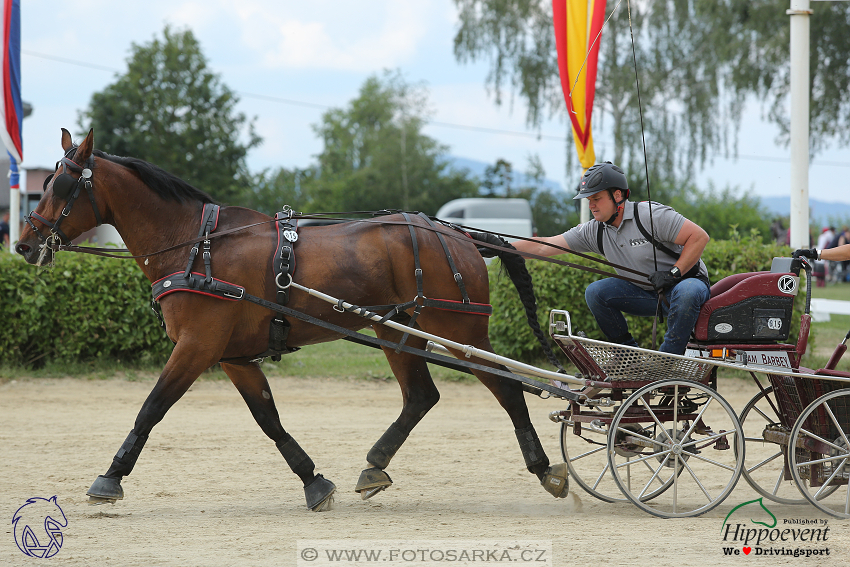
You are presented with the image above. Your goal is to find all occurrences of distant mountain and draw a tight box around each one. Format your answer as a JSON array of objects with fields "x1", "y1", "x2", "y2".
[
  {"x1": 445, "y1": 155, "x2": 565, "y2": 194},
  {"x1": 443, "y1": 156, "x2": 850, "y2": 226},
  {"x1": 759, "y1": 196, "x2": 850, "y2": 226}
]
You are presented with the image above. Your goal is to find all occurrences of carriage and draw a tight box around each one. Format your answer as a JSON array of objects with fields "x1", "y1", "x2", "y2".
[
  {"x1": 15, "y1": 128, "x2": 850, "y2": 519},
  {"x1": 546, "y1": 257, "x2": 850, "y2": 518}
]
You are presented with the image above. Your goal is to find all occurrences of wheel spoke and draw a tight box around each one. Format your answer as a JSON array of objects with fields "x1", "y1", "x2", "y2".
[
  {"x1": 796, "y1": 452, "x2": 850, "y2": 468},
  {"x1": 638, "y1": 453, "x2": 670, "y2": 499},
  {"x1": 571, "y1": 445, "x2": 606, "y2": 462},
  {"x1": 681, "y1": 429, "x2": 735, "y2": 449},
  {"x1": 814, "y1": 457, "x2": 848, "y2": 500},
  {"x1": 614, "y1": 448, "x2": 672, "y2": 469},
  {"x1": 615, "y1": 425, "x2": 665, "y2": 448},
  {"x1": 682, "y1": 396, "x2": 713, "y2": 440},
  {"x1": 591, "y1": 461, "x2": 611, "y2": 490},
  {"x1": 797, "y1": 427, "x2": 848, "y2": 454},
  {"x1": 637, "y1": 396, "x2": 675, "y2": 443},
  {"x1": 640, "y1": 456, "x2": 673, "y2": 488},
  {"x1": 751, "y1": 405, "x2": 775, "y2": 423},
  {"x1": 747, "y1": 451, "x2": 783, "y2": 473},
  {"x1": 771, "y1": 464, "x2": 785, "y2": 496},
  {"x1": 686, "y1": 451, "x2": 736, "y2": 472},
  {"x1": 845, "y1": 478, "x2": 850, "y2": 516},
  {"x1": 824, "y1": 404, "x2": 850, "y2": 449},
  {"x1": 680, "y1": 454, "x2": 714, "y2": 502}
]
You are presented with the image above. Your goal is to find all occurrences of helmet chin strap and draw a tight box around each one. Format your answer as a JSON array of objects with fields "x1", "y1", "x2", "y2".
[{"x1": 604, "y1": 200, "x2": 625, "y2": 226}]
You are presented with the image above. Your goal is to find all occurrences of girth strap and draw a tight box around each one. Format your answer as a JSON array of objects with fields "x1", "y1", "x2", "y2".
[{"x1": 183, "y1": 203, "x2": 220, "y2": 282}]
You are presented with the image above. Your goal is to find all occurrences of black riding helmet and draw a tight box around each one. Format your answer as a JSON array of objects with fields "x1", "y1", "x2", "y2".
[{"x1": 574, "y1": 162, "x2": 630, "y2": 224}]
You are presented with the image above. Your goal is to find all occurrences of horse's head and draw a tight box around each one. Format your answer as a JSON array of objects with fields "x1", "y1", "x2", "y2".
[{"x1": 16, "y1": 128, "x2": 103, "y2": 266}]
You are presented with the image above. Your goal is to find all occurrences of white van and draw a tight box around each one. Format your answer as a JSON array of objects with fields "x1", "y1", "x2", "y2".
[{"x1": 435, "y1": 198, "x2": 535, "y2": 241}]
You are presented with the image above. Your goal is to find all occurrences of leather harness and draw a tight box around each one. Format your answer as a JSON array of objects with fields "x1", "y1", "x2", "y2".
[{"x1": 151, "y1": 206, "x2": 492, "y2": 363}]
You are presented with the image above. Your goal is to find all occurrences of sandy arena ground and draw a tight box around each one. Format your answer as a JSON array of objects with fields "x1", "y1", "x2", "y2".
[{"x1": 1, "y1": 373, "x2": 847, "y2": 566}]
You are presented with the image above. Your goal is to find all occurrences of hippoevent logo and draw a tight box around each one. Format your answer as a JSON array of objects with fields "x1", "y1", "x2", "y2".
[
  {"x1": 12, "y1": 496, "x2": 68, "y2": 558},
  {"x1": 720, "y1": 498, "x2": 830, "y2": 558}
]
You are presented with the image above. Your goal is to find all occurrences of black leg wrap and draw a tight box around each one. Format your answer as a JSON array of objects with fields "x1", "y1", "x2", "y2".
[
  {"x1": 103, "y1": 431, "x2": 149, "y2": 479},
  {"x1": 366, "y1": 422, "x2": 409, "y2": 470},
  {"x1": 515, "y1": 426, "x2": 548, "y2": 473},
  {"x1": 276, "y1": 438, "x2": 316, "y2": 479}
]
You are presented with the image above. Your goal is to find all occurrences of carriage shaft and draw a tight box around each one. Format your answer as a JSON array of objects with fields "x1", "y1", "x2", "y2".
[{"x1": 288, "y1": 281, "x2": 586, "y2": 386}]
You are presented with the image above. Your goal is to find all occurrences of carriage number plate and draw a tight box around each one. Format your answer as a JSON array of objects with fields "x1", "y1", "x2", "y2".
[{"x1": 740, "y1": 350, "x2": 792, "y2": 369}]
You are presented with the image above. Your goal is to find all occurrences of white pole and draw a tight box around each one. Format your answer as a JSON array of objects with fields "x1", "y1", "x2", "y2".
[{"x1": 788, "y1": 0, "x2": 811, "y2": 249}]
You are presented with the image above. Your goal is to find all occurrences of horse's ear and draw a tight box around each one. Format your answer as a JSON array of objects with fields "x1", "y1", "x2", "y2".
[
  {"x1": 75, "y1": 128, "x2": 94, "y2": 163},
  {"x1": 61, "y1": 128, "x2": 73, "y2": 152}
]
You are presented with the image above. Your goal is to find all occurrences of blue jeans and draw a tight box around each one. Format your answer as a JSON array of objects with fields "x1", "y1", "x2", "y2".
[{"x1": 584, "y1": 277, "x2": 711, "y2": 355}]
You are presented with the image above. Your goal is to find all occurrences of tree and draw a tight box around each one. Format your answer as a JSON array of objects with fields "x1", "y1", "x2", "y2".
[
  {"x1": 78, "y1": 26, "x2": 261, "y2": 204},
  {"x1": 453, "y1": 1, "x2": 850, "y2": 180},
  {"x1": 308, "y1": 71, "x2": 479, "y2": 214},
  {"x1": 243, "y1": 167, "x2": 318, "y2": 217}
]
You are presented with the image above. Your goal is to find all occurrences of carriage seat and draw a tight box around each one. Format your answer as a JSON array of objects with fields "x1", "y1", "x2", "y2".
[{"x1": 692, "y1": 258, "x2": 803, "y2": 343}]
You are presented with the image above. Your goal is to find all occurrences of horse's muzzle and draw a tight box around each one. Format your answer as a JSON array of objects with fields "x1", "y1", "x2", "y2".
[{"x1": 15, "y1": 241, "x2": 47, "y2": 265}]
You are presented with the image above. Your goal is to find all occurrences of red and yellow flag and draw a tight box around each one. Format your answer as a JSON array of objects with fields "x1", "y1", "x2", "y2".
[{"x1": 552, "y1": 0, "x2": 606, "y2": 170}]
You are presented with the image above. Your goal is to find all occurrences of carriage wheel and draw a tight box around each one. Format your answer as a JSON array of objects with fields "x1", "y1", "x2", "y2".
[
  {"x1": 737, "y1": 388, "x2": 806, "y2": 505},
  {"x1": 560, "y1": 416, "x2": 676, "y2": 503},
  {"x1": 608, "y1": 379, "x2": 744, "y2": 518},
  {"x1": 788, "y1": 388, "x2": 850, "y2": 519}
]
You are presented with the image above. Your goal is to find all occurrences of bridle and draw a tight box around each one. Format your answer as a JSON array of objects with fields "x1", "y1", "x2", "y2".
[{"x1": 25, "y1": 145, "x2": 104, "y2": 246}]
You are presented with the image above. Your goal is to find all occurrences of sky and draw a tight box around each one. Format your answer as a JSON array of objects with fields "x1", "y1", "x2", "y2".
[{"x1": 13, "y1": 0, "x2": 850, "y2": 208}]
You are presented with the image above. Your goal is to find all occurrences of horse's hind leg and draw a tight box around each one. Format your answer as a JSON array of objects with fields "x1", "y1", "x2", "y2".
[
  {"x1": 435, "y1": 325, "x2": 569, "y2": 499},
  {"x1": 220, "y1": 361, "x2": 336, "y2": 511},
  {"x1": 355, "y1": 329, "x2": 440, "y2": 499}
]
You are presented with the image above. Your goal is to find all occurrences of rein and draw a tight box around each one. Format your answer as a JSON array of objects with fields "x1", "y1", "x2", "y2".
[{"x1": 47, "y1": 210, "x2": 651, "y2": 286}]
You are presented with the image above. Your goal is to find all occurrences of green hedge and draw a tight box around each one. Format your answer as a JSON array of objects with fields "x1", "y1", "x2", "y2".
[
  {"x1": 0, "y1": 251, "x2": 171, "y2": 366},
  {"x1": 0, "y1": 229, "x2": 802, "y2": 368},
  {"x1": 488, "y1": 230, "x2": 800, "y2": 363}
]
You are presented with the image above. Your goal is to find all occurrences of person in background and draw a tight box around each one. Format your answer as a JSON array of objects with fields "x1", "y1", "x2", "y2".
[
  {"x1": 0, "y1": 210, "x2": 11, "y2": 250},
  {"x1": 818, "y1": 226, "x2": 835, "y2": 251},
  {"x1": 812, "y1": 227, "x2": 834, "y2": 287},
  {"x1": 511, "y1": 162, "x2": 711, "y2": 355}
]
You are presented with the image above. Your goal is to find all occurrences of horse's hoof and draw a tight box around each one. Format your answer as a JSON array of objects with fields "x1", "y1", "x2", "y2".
[
  {"x1": 87, "y1": 496, "x2": 118, "y2": 506},
  {"x1": 354, "y1": 467, "x2": 392, "y2": 499},
  {"x1": 87, "y1": 475, "x2": 124, "y2": 505},
  {"x1": 305, "y1": 474, "x2": 336, "y2": 512},
  {"x1": 541, "y1": 463, "x2": 569, "y2": 498}
]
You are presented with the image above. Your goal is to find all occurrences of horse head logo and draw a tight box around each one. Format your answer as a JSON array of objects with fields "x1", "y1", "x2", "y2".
[
  {"x1": 721, "y1": 497, "x2": 777, "y2": 533},
  {"x1": 12, "y1": 496, "x2": 68, "y2": 558}
]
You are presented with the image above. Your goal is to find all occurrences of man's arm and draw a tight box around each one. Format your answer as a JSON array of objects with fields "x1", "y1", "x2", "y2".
[
  {"x1": 511, "y1": 235, "x2": 571, "y2": 258},
  {"x1": 796, "y1": 243, "x2": 850, "y2": 262},
  {"x1": 672, "y1": 220, "x2": 710, "y2": 273}
]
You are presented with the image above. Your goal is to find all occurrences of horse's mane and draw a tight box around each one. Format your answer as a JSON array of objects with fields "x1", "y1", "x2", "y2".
[{"x1": 92, "y1": 149, "x2": 216, "y2": 205}]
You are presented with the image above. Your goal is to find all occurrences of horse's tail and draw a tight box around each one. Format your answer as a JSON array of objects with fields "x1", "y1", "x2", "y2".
[{"x1": 469, "y1": 232, "x2": 566, "y2": 374}]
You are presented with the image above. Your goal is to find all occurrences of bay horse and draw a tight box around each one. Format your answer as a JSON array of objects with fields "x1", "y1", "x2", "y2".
[{"x1": 16, "y1": 128, "x2": 569, "y2": 511}]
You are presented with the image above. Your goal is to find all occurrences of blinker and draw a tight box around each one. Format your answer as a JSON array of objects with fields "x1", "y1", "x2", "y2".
[{"x1": 52, "y1": 173, "x2": 77, "y2": 200}]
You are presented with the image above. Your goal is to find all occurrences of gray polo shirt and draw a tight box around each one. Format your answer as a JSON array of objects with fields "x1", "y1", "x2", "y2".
[{"x1": 561, "y1": 200, "x2": 709, "y2": 290}]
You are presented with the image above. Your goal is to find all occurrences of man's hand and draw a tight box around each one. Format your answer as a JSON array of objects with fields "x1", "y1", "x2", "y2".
[
  {"x1": 792, "y1": 248, "x2": 818, "y2": 260},
  {"x1": 649, "y1": 269, "x2": 679, "y2": 292}
]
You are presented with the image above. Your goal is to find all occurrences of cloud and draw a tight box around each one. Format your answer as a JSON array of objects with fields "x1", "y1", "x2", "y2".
[{"x1": 230, "y1": 1, "x2": 435, "y2": 71}]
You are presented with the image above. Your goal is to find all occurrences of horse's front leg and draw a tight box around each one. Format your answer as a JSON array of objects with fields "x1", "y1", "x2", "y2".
[
  {"x1": 85, "y1": 338, "x2": 221, "y2": 505},
  {"x1": 220, "y1": 361, "x2": 336, "y2": 512}
]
